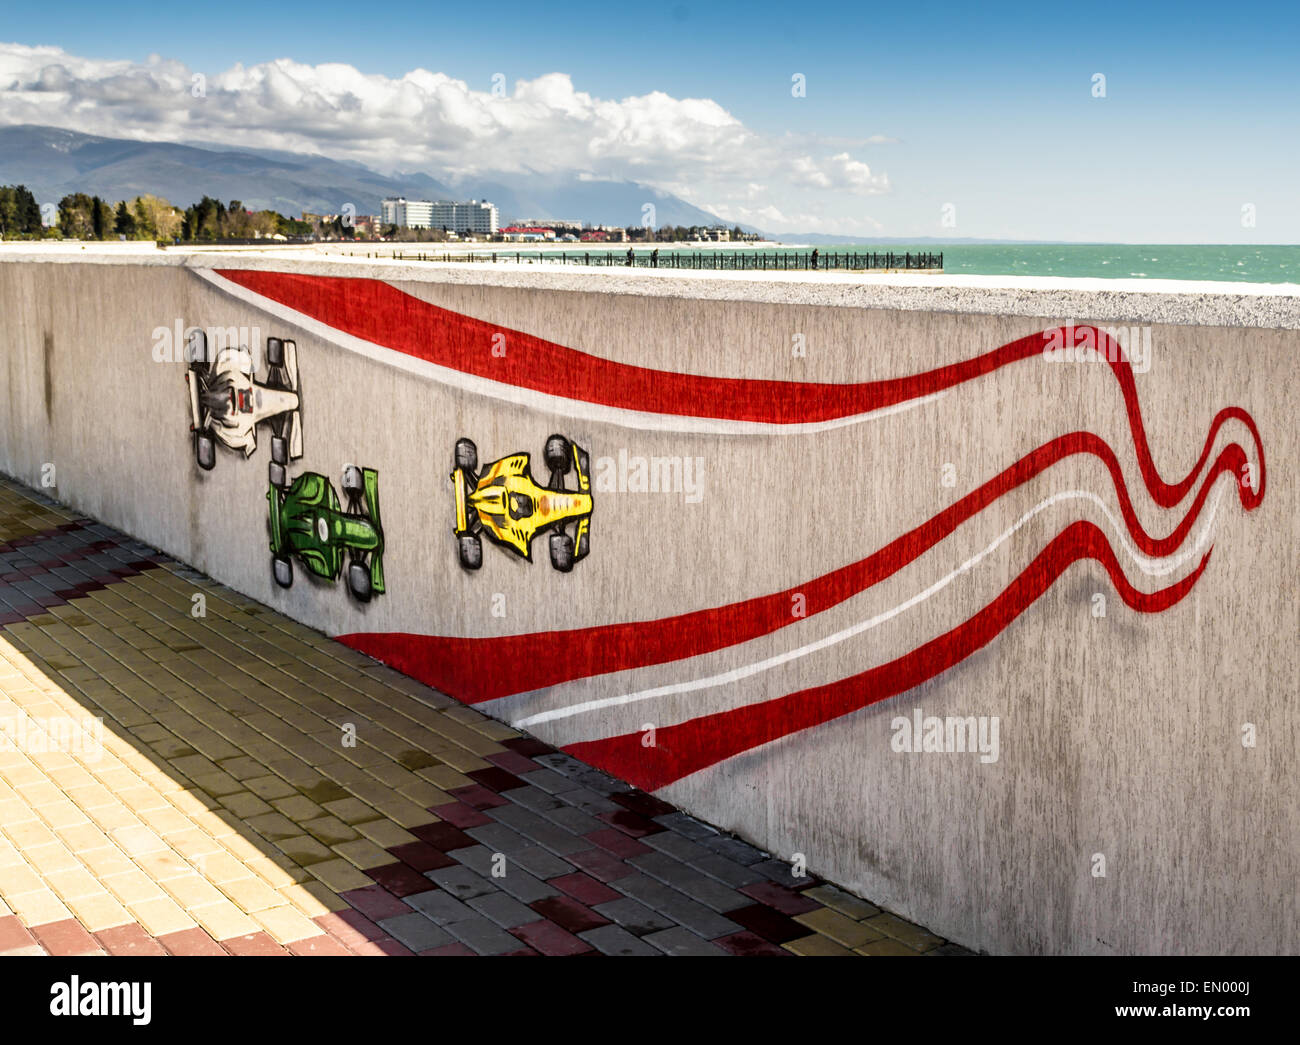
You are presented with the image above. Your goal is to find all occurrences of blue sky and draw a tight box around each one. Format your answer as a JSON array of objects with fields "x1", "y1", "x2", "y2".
[{"x1": 2, "y1": 0, "x2": 1297, "y2": 240}]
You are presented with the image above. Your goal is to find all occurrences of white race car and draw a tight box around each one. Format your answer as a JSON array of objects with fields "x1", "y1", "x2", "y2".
[{"x1": 186, "y1": 332, "x2": 303, "y2": 471}]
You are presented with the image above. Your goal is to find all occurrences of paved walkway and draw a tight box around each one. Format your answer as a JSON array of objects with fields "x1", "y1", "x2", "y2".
[{"x1": 0, "y1": 475, "x2": 963, "y2": 957}]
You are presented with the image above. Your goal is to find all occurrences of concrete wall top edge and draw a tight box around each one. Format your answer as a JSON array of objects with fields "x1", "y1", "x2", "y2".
[{"x1": 3, "y1": 247, "x2": 1300, "y2": 329}]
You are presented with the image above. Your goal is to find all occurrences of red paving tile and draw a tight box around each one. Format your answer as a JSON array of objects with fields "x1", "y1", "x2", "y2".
[
  {"x1": 740, "y1": 881, "x2": 822, "y2": 915},
  {"x1": 389, "y1": 841, "x2": 458, "y2": 873},
  {"x1": 363, "y1": 863, "x2": 438, "y2": 899},
  {"x1": 340, "y1": 883, "x2": 417, "y2": 920},
  {"x1": 30, "y1": 918, "x2": 102, "y2": 956},
  {"x1": 567, "y1": 847, "x2": 636, "y2": 883},
  {"x1": 529, "y1": 895, "x2": 610, "y2": 934},
  {"x1": 353, "y1": 935, "x2": 416, "y2": 956},
  {"x1": 510, "y1": 919, "x2": 593, "y2": 956},
  {"x1": 549, "y1": 871, "x2": 623, "y2": 906},
  {"x1": 502, "y1": 737, "x2": 556, "y2": 757},
  {"x1": 486, "y1": 750, "x2": 540, "y2": 776},
  {"x1": 223, "y1": 932, "x2": 289, "y2": 956},
  {"x1": 288, "y1": 935, "x2": 352, "y2": 956},
  {"x1": 503, "y1": 947, "x2": 540, "y2": 956},
  {"x1": 314, "y1": 909, "x2": 386, "y2": 945},
  {"x1": 597, "y1": 809, "x2": 664, "y2": 838},
  {"x1": 714, "y1": 930, "x2": 792, "y2": 956},
  {"x1": 158, "y1": 928, "x2": 229, "y2": 956},
  {"x1": 410, "y1": 822, "x2": 476, "y2": 851},
  {"x1": 445, "y1": 784, "x2": 510, "y2": 810},
  {"x1": 585, "y1": 827, "x2": 653, "y2": 859},
  {"x1": 0, "y1": 915, "x2": 40, "y2": 954},
  {"x1": 428, "y1": 802, "x2": 494, "y2": 828},
  {"x1": 464, "y1": 769, "x2": 528, "y2": 795},
  {"x1": 727, "y1": 903, "x2": 810, "y2": 943},
  {"x1": 95, "y1": 923, "x2": 169, "y2": 956},
  {"x1": 610, "y1": 790, "x2": 677, "y2": 818}
]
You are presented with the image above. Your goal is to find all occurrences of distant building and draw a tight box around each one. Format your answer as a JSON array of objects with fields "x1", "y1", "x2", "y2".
[
  {"x1": 500, "y1": 226, "x2": 556, "y2": 241},
  {"x1": 383, "y1": 198, "x2": 499, "y2": 234}
]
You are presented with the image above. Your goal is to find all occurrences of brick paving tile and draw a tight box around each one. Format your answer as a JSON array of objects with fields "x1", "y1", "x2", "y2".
[
  {"x1": 549, "y1": 871, "x2": 622, "y2": 906},
  {"x1": 30, "y1": 918, "x2": 103, "y2": 956},
  {"x1": 529, "y1": 895, "x2": 610, "y2": 934},
  {"x1": 510, "y1": 919, "x2": 593, "y2": 956},
  {"x1": 714, "y1": 930, "x2": 792, "y2": 956},
  {"x1": 223, "y1": 931, "x2": 289, "y2": 956},
  {"x1": 0, "y1": 476, "x2": 952, "y2": 963},
  {"x1": 96, "y1": 922, "x2": 169, "y2": 956},
  {"x1": 157, "y1": 928, "x2": 228, "y2": 956}
]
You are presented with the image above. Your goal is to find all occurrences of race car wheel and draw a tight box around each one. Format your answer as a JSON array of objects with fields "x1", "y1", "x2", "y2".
[
  {"x1": 549, "y1": 532, "x2": 575, "y2": 573},
  {"x1": 196, "y1": 434, "x2": 216, "y2": 471},
  {"x1": 458, "y1": 533, "x2": 482, "y2": 571},
  {"x1": 454, "y1": 438, "x2": 478, "y2": 474},
  {"x1": 544, "y1": 435, "x2": 571, "y2": 475},
  {"x1": 270, "y1": 436, "x2": 288, "y2": 465},
  {"x1": 347, "y1": 561, "x2": 373, "y2": 602},
  {"x1": 266, "y1": 336, "x2": 285, "y2": 368},
  {"x1": 269, "y1": 461, "x2": 287, "y2": 488},
  {"x1": 272, "y1": 556, "x2": 293, "y2": 588},
  {"x1": 342, "y1": 465, "x2": 364, "y2": 496}
]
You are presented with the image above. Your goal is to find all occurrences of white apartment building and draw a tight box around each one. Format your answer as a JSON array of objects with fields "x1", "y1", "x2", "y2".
[{"x1": 381, "y1": 198, "x2": 499, "y2": 233}]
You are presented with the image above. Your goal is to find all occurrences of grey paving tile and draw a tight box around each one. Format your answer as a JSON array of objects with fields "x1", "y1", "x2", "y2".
[
  {"x1": 553, "y1": 786, "x2": 621, "y2": 815},
  {"x1": 579, "y1": 924, "x2": 660, "y2": 956},
  {"x1": 504, "y1": 785, "x2": 563, "y2": 813},
  {"x1": 643, "y1": 831, "x2": 712, "y2": 863},
  {"x1": 427, "y1": 864, "x2": 499, "y2": 900},
  {"x1": 510, "y1": 844, "x2": 575, "y2": 879},
  {"x1": 494, "y1": 866, "x2": 560, "y2": 904},
  {"x1": 538, "y1": 804, "x2": 604, "y2": 836},
  {"x1": 517, "y1": 767, "x2": 573, "y2": 794},
  {"x1": 652, "y1": 811, "x2": 719, "y2": 841},
  {"x1": 467, "y1": 891, "x2": 539, "y2": 929},
  {"x1": 643, "y1": 927, "x2": 729, "y2": 956},
  {"x1": 407, "y1": 888, "x2": 475, "y2": 925},
  {"x1": 613, "y1": 874, "x2": 741, "y2": 939},
  {"x1": 489, "y1": 804, "x2": 591, "y2": 855},
  {"x1": 751, "y1": 857, "x2": 814, "y2": 888},
  {"x1": 532, "y1": 752, "x2": 589, "y2": 778},
  {"x1": 376, "y1": 912, "x2": 453, "y2": 951},
  {"x1": 699, "y1": 835, "x2": 768, "y2": 865},
  {"x1": 628, "y1": 850, "x2": 748, "y2": 912},
  {"x1": 465, "y1": 821, "x2": 531, "y2": 855},
  {"x1": 444, "y1": 915, "x2": 521, "y2": 955},
  {"x1": 689, "y1": 852, "x2": 765, "y2": 888},
  {"x1": 592, "y1": 897, "x2": 675, "y2": 936}
]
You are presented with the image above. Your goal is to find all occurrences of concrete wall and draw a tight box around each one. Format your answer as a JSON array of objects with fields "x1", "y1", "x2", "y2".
[{"x1": 1, "y1": 249, "x2": 1295, "y2": 954}]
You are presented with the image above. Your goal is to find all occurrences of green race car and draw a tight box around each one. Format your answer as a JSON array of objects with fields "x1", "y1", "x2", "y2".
[{"x1": 267, "y1": 443, "x2": 385, "y2": 602}]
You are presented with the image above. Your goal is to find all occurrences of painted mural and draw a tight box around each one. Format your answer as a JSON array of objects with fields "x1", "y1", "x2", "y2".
[
  {"x1": 452, "y1": 435, "x2": 593, "y2": 571},
  {"x1": 185, "y1": 332, "x2": 303, "y2": 471},
  {"x1": 268, "y1": 460, "x2": 385, "y2": 602},
  {"x1": 195, "y1": 269, "x2": 1266, "y2": 795}
]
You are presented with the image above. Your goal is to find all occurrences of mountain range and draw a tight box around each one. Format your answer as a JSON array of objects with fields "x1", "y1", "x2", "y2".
[{"x1": 0, "y1": 124, "x2": 733, "y2": 230}]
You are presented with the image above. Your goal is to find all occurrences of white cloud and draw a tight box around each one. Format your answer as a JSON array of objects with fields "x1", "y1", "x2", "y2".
[{"x1": 0, "y1": 41, "x2": 896, "y2": 232}]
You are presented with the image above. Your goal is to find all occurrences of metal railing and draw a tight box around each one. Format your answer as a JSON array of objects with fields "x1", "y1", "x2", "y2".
[{"x1": 383, "y1": 249, "x2": 944, "y2": 272}]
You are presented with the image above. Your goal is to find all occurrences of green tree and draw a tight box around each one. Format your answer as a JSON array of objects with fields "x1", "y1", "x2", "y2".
[
  {"x1": 113, "y1": 200, "x2": 136, "y2": 238},
  {"x1": 58, "y1": 193, "x2": 94, "y2": 239},
  {"x1": 91, "y1": 196, "x2": 111, "y2": 239}
]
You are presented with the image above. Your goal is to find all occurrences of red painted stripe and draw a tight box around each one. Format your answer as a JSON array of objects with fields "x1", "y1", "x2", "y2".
[
  {"x1": 217, "y1": 268, "x2": 1047, "y2": 424},
  {"x1": 563, "y1": 521, "x2": 1211, "y2": 790},
  {"x1": 339, "y1": 419, "x2": 1261, "y2": 703}
]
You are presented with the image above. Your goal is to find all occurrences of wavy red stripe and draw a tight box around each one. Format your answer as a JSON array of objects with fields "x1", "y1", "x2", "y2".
[{"x1": 563, "y1": 522, "x2": 1211, "y2": 790}]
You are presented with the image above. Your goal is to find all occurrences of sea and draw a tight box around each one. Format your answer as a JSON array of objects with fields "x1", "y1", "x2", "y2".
[{"x1": 769, "y1": 243, "x2": 1300, "y2": 284}]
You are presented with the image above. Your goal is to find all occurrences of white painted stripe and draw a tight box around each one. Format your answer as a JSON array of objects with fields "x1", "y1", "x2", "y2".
[
  {"x1": 513, "y1": 482, "x2": 1228, "y2": 728},
  {"x1": 193, "y1": 267, "x2": 944, "y2": 435}
]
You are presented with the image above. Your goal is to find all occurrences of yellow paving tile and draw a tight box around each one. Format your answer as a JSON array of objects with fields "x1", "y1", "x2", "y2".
[
  {"x1": 65, "y1": 892, "x2": 133, "y2": 933},
  {"x1": 350, "y1": 819, "x2": 418, "y2": 849},
  {"x1": 127, "y1": 896, "x2": 195, "y2": 937},
  {"x1": 8, "y1": 888, "x2": 74, "y2": 927},
  {"x1": 188, "y1": 901, "x2": 258, "y2": 942},
  {"x1": 102, "y1": 869, "x2": 168, "y2": 906},
  {"x1": 783, "y1": 933, "x2": 859, "y2": 956},
  {"x1": 307, "y1": 857, "x2": 372, "y2": 893},
  {"x1": 331, "y1": 838, "x2": 391, "y2": 870},
  {"x1": 794, "y1": 907, "x2": 885, "y2": 949},
  {"x1": 855, "y1": 937, "x2": 924, "y2": 956},
  {"x1": 252, "y1": 904, "x2": 320, "y2": 945},
  {"x1": 215, "y1": 875, "x2": 284, "y2": 913}
]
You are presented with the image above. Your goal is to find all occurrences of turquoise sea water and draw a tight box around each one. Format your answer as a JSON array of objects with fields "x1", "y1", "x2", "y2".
[{"x1": 787, "y1": 243, "x2": 1300, "y2": 283}]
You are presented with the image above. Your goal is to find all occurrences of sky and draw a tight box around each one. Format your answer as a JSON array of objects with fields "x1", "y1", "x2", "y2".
[{"x1": 0, "y1": 0, "x2": 1296, "y2": 241}]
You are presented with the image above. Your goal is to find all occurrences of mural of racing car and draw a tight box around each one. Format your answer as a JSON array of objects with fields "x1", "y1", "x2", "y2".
[
  {"x1": 452, "y1": 434, "x2": 593, "y2": 572},
  {"x1": 186, "y1": 331, "x2": 303, "y2": 470},
  {"x1": 267, "y1": 442, "x2": 385, "y2": 602}
]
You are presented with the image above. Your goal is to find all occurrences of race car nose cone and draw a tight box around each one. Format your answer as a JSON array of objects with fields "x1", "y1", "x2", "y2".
[{"x1": 316, "y1": 517, "x2": 329, "y2": 543}]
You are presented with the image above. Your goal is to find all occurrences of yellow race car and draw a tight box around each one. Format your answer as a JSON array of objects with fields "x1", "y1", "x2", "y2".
[{"x1": 452, "y1": 434, "x2": 592, "y2": 572}]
